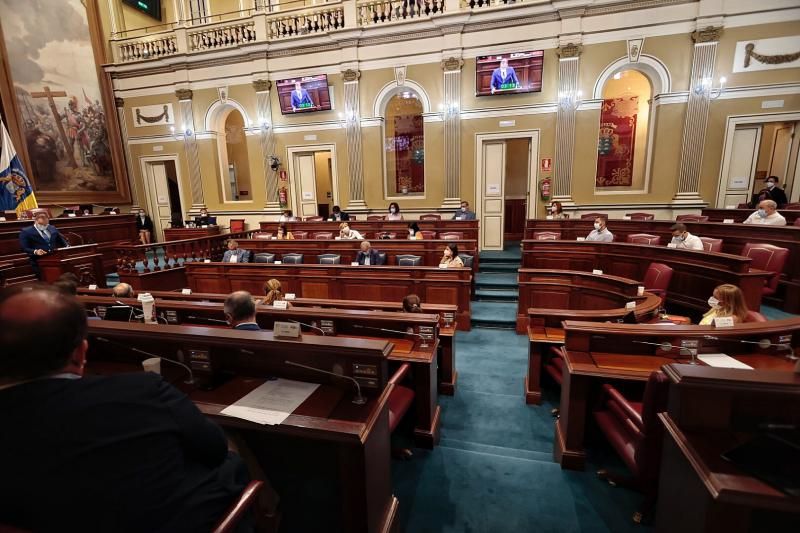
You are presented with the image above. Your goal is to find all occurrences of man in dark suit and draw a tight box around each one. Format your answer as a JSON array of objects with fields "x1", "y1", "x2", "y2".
[
  {"x1": 490, "y1": 58, "x2": 520, "y2": 94},
  {"x1": 136, "y1": 208, "x2": 155, "y2": 244},
  {"x1": 328, "y1": 205, "x2": 350, "y2": 221},
  {"x1": 750, "y1": 176, "x2": 789, "y2": 209},
  {"x1": 225, "y1": 290, "x2": 261, "y2": 330},
  {"x1": 19, "y1": 211, "x2": 69, "y2": 279},
  {"x1": 356, "y1": 240, "x2": 382, "y2": 266},
  {"x1": 0, "y1": 285, "x2": 251, "y2": 532},
  {"x1": 195, "y1": 208, "x2": 214, "y2": 226}
]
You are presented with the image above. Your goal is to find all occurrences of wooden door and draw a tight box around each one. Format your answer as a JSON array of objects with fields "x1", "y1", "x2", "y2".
[
  {"x1": 293, "y1": 152, "x2": 318, "y2": 218},
  {"x1": 481, "y1": 141, "x2": 505, "y2": 250},
  {"x1": 717, "y1": 126, "x2": 761, "y2": 208}
]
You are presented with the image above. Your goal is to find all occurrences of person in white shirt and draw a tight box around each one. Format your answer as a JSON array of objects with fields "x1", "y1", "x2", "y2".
[
  {"x1": 222, "y1": 240, "x2": 249, "y2": 263},
  {"x1": 743, "y1": 200, "x2": 787, "y2": 226},
  {"x1": 586, "y1": 217, "x2": 614, "y2": 242},
  {"x1": 386, "y1": 202, "x2": 403, "y2": 221},
  {"x1": 339, "y1": 222, "x2": 363, "y2": 240},
  {"x1": 278, "y1": 210, "x2": 296, "y2": 222},
  {"x1": 669, "y1": 223, "x2": 703, "y2": 251}
]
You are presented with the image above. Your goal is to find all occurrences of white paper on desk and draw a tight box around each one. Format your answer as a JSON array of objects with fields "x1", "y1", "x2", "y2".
[
  {"x1": 221, "y1": 378, "x2": 320, "y2": 425},
  {"x1": 697, "y1": 353, "x2": 753, "y2": 370}
]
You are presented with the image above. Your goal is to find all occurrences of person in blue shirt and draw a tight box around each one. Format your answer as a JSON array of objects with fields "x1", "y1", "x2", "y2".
[
  {"x1": 290, "y1": 82, "x2": 314, "y2": 112},
  {"x1": 490, "y1": 58, "x2": 520, "y2": 94}
]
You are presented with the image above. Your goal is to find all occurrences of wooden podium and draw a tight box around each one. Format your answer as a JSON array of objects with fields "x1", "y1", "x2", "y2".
[{"x1": 38, "y1": 244, "x2": 106, "y2": 287}]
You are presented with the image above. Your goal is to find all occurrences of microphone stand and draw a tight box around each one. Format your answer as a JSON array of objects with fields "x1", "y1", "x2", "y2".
[
  {"x1": 284, "y1": 360, "x2": 366, "y2": 405},
  {"x1": 95, "y1": 336, "x2": 194, "y2": 384},
  {"x1": 187, "y1": 315, "x2": 229, "y2": 325},
  {"x1": 352, "y1": 323, "x2": 431, "y2": 348},
  {"x1": 288, "y1": 319, "x2": 326, "y2": 336},
  {"x1": 703, "y1": 335, "x2": 796, "y2": 360},
  {"x1": 633, "y1": 340, "x2": 698, "y2": 365}
]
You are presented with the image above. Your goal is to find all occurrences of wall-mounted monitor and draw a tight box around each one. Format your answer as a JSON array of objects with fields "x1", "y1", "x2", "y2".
[
  {"x1": 276, "y1": 75, "x2": 333, "y2": 115},
  {"x1": 122, "y1": 0, "x2": 162, "y2": 21},
  {"x1": 475, "y1": 51, "x2": 544, "y2": 97}
]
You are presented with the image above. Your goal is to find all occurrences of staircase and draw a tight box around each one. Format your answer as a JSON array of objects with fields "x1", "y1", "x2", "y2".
[{"x1": 471, "y1": 241, "x2": 521, "y2": 329}]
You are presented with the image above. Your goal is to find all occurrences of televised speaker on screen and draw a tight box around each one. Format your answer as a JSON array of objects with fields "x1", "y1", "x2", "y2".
[
  {"x1": 277, "y1": 74, "x2": 332, "y2": 115},
  {"x1": 475, "y1": 51, "x2": 544, "y2": 97}
]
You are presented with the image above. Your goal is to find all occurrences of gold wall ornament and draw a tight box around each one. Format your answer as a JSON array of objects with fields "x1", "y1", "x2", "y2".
[
  {"x1": 175, "y1": 88, "x2": 193, "y2": 101},
  {"x1": 692, "y1": 26, "x2": 722, "y2": 43},
  {"x1": 135, "y1": 105, "x2": 170, "y2": 125},
  {"x1": 342, "y1": 69, "x2": 361, "y2": 82},
  {"x1": 557, "y1": 43, "x2": 582, "y2": 58},
  {"x1": 744, "y1": 43, "x2": 800, "y2": 67},
  {"x1": 442, "y1": 57, "x2": 464, "y2": 72},
  {"x1": 252, "y1": 79, "x2": 272, "y2": 92}
]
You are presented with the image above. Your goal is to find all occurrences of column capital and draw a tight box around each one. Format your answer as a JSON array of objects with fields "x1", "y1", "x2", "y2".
[
  {"x1": 692, "y1": 26, "x2": 723, "y2": 43},
  {"x1": 252, "y1": 79, "x2": 271, "y2": 92},
  {"x1": 441, "y1": 57, "x2": 464, "y2": 72},
  {"x1": 114, "y1": 97, "x2": 124, "y2": 108},
  {"x1": 342, "y1": 69, "x2": 361, "y2": 83},
  {"x1": 175, "y1": 88, "x2": 193, "y2": 101},
  {"x1": 557, "y1": 43, "x2": 582, "y2": 59}
]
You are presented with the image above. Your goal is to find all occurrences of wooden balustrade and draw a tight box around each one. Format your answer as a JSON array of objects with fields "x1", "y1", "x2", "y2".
[
  {"x1": 116, "y1": 34, "x2": 178, "y2": 62},
  {"x1": 188, "y1": 21, "x2": 257, "y2": 51},
  {"x1": 268, "y1": 6, "x2": 346, "y2": 39},
  {"x1": 358, "y1": 0, "x2": 444, "y2": 25}
]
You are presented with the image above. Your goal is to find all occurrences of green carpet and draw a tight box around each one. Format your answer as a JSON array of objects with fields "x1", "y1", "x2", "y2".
[{"x1": 392, "y1": 328, "x2": 649, "y2": 533}]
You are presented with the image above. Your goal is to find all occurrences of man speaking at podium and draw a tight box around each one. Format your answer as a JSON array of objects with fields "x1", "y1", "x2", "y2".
[
  {"x1": 19, "y1": 211, "x2": 68, "y2": 279},
  {"x1": 490, "y1": 58, "x2": 520, "y2": 94}
]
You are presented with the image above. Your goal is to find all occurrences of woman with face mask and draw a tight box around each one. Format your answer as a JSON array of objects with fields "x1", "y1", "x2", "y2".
[
  {"x1": 699, "y1": 284, "x2": 749, "y2": 325},
  {"x1": 548, "y1": 201, "x2": 567, "y2": 220},
  {"x1": 339, "y1": 222, "x2": 363, "y2": 240},
  {"x1": 387, "y1": 202, "x2": 403, "y2": 221},
  {"x1": 135, "y1": 209, "x2": 154, "y2": 244},
  {"x1": 407, "y1": 222, "x2": 423, "y2": 240},
  {"x1": 439, "y1": 243, "x2": 464, "y2": 268}
]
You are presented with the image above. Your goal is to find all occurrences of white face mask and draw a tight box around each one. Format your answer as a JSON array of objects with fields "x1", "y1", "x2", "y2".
[
  {"x1": 593, "y1": 222, "x2": 601, "y2": 230},
  {"x1": 758, "y1": 209, "x2": 768, "y2": 218},
  {"x1": 409, "y1": 229, "x2": 415, "y2": 235},
  {"x1": 461, "y1": 207, "x2": 467, "y2": 212},
  {"x1": 390, "y1": 208, "x2": 396, "y2": 214},
  {"x1": 708, "y1": 296, "x2": 719, "y2": 308},
  {"x1": 766, "y1": 181, "x2": 776, "y2": 189},
  {"x1": 551, "y1": 206, "x2": 558, "y2": 214},
  {"x1": 34, "y1": 222, "x2": 48, "y2": 231}
]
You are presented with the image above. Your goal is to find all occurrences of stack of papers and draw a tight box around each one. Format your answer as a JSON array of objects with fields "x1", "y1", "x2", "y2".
[
  {"x1": 697, "y1": 353, "x2": 753, "y2": 370},
  {"x1": 221, "y1": 378, "x2": 319, "y2": 425}
]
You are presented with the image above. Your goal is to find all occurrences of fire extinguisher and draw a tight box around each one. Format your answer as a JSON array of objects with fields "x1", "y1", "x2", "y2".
[{"x1": 539, "y1": 177, "x2": 552, "y2": 202}]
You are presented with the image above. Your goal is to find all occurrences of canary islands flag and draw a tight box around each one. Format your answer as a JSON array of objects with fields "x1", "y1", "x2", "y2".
[{"x1": 0, "y1": 119, "x2": 37, "y2": 214}]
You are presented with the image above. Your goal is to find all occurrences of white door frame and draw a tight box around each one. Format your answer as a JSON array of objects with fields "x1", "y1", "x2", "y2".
[
  {"x1": 286, "y1": 143, "x2": 339, "y2": 216},
  {"x1": 138, "y1": 154, "x2": 188, "y2": 241},
  {"x1": 716, "y1": 111, "x2": 800, "y2": 208},
  {"x1": 475, "y1": 130, "x2": 540, "y2": 250}
]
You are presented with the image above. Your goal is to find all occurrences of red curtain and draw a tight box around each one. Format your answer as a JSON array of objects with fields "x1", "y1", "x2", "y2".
[{"x1": 595, "y1": 96, "x2": 638, "y2": 187}]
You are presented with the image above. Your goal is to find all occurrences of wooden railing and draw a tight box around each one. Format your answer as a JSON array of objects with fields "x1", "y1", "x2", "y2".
[
  {"x1": 268, "y1": 4, "x2": 346, "y2": 39},
  {"x1": 358, "y1": 0, "x2": 445, "y2": 26},
  {"x1": 116, "y1": 32, "x2": 179, "y2": 62},
  {"x1": 188, "y1": 20, "x2": 257, "y2": 51},
  {"x1": 113, "y1": 231, "x2": 257, "y2": 274}
]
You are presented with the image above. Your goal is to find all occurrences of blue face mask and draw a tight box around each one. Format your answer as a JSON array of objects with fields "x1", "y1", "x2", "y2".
[{"x1": 758, "y1": 209, "x2": 767, "y2": 218}]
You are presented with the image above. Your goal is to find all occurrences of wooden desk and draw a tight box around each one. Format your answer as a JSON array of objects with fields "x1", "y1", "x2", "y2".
[
  {"x1": 183, "y1": 261, "x2": 473, "y2": 330},
  {"x1": 80, "y1": 295, "x2": 442, "y2": 448},
  {"x1": 86, "y1": 321, "x2": 399, "y2": 533},
  {"x1": 524, "y1": 219, "x2": 800, "y2": 312},
  {"x1": 259, "y1": 220, "x2": 479, "y2": 243},
  {"x1": 163, "y1": 226, "x2": 222, "y2": 241},
  {"x1": 521, "y1": 240, "x2": 771, "y2": 313},
  {"x1": 552, "y1": 319, "x2": 800, "y2": 471},
  {"x1": 38, "y1": 244, "x2": 106, "y2": 287},
  {"x1": 702, "y1": 207, "x2": 800, "y2": 225},
  {"x1": 656, "y1": 364, "x2": 800, "y2": 533}
]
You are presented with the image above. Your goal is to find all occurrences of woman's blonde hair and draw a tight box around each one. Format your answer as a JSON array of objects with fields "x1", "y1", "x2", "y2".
[
  {"x1": 715, "y1": 284, "x2": 749, "y2": 323},
  {"x1": 339, "y1": 222, "x2": 350, "y2": 231},
  {"x1": 263, "y1": 278, "x2": 284, "y2": 305}
]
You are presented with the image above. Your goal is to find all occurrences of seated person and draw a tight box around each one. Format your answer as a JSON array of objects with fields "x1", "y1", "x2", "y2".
[
  {"x1": 699, "y1": 284, "x2": 749, "y2": 325},
  {"x1": 328, "y1": 205, "x2": 349, "y2": 221},
  {"x1": 0, "y1": 285, "x2": 252, "y2": 532},
  {"x1": 276, "y1": 223, "x2": 294, "y2": 240},
  {"x1": 750, "y1": 176, "x2": 788, "y2": 209},
  {"x1": 548, "y1": 201, "x2": 567, "y2": 220},
  {"x1": 408, "y1": 222, "x2": 423, "y2": 240},
  {"x1": 222, "y1": 240, "x2": 249, "y2": 263},
  {"x1": 439, "y1": 243, "x2": 464, "y2": 268},
  {"x1": 356, "y1": 241, "x2": 381, "y2": 265},
  {"x1": 224, "y1": 290, "x2": 260, "y2": 330},
  {"x1": 402, "y1": 294, "x2": 422, "y2": 313},
  {"x1": 743, "y1": 200, "x2": 787, "y2": 226},
  {"x1": 586, "y1": 217, "x2": 614, "y2": 242},
  {"x1": 195, "y1": 208, "x2": 213, "y2": 226},
  {"x1": 339, "y1": 222, "x2": 363, "y2": 240},
  {"x1": 387, "y1": 202, "x2": 403, "y2": 221},
  {"x1": 136, "y1": 209, "x2": 154, "y2": 244},
  {"x1": 112, "y1": 282, "x2": 135, "y2": 299},
  {"x1": 452, "y1": 200, "x2": 476, "y2": 221},
  {"x1": 278, "y1": 210, "x2": 296, "y2": 222},
  {"x1": 669, "y1": 223, "x2": 703, "y2": 250},
  {"x1": 262, "y1": 279, "x2": 289, "y2": 306},
  {"x1": 53, "y1": 279, "x2": 78, "y2": 295}
]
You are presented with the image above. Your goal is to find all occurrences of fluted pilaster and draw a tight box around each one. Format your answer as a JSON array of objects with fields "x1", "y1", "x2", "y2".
[
  {"x1": 343, "y1": 69, "x2": 366, "y2": 208},
  {"x1": 253, "y1": 80, "x2": 279, "y2": 211},
  {"x1": 552, "y1": 44, "x2": 581, "y2": 201},
  {"x1": 442, "y1": 57, "x2": 463, "y2": 208},
  {"x1": 175, "y1": 89, "x2": 205, "y2": 211}
]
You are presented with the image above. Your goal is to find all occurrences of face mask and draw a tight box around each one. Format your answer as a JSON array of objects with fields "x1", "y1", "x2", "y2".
[
  {"x1": 674, "y1": 234, "x2": 685, "y2": 242},
  {"x1": 758, "y1": 209, "x2": 767, "y2": 218},
  {"x1": 34, "y1": 222, "x2": 47, "y2": 231},
  {"x1": 461, "y1": 207, "x2": 467, "y2": 212},
  {"x1": 551, "y1": 206, "x2": 558, "y2": 214},
  {"x1": 409, "y1": 229, "x2": 415, "y2": 235},
  {"x1": 708, "y1": 296, "x2": 719, "y2": 308},
  {"x1": 390, "y1": 208, "x2": 396, "y2": 214},
  {"x1": 766, "y1": 182, "x2": 775, "y2": 189},
  {"x1": 593, "y1": 222, "x2": 601, "y2": 230}
]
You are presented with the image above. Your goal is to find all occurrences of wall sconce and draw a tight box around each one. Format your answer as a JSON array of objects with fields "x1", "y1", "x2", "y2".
[
  {"x1": 338, "y1": 110, "x2": 357, "y2": 129},
  {"x1": 257, "y1": 116, "x2": 271, "y2": 132},
  {"x1": 169, "y1": 125, "x2": 194, "y2": 140},
  {"x1": 438, "y1": 101, "x2": 460, "y2": 118},
  {"x1": 693, "y1": 76, "x2": 726, "y2": 100},
  {"x1": 558, "y1": 90, "x2": 582, "y2": 111}
]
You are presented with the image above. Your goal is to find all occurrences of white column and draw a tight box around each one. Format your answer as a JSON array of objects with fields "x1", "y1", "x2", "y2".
[
  {"x1": 342, "y1": 69, "x2": 366, "y2": 209},
  {"x1": 442, "y1": 57, "x2": 463, "y2": 208},
  {"x1": 552, "y1": 43, "x2": 581, "y2": 203},
  {"x1": 114, "y1": 97, "x2": 139, "y2": 210},
  {"x1": 105, "y1": 0, "x2": 124, "y2": 37},
  {"x1": 253, "y1": 80, "x2": 280, "y2": 211},
  {"x1": 175, "y1": 89, "x2": 205, "y2": 212}
]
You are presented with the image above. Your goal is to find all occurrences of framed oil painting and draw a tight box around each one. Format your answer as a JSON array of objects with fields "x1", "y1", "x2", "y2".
[{"x1": 0, "y1": 0, "x2": 130, "y2": 204}]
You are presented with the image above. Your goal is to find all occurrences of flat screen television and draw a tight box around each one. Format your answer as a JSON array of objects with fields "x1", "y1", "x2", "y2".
[
  {"x1": 122, "y1": 0, "x2": 162, "y2": 21},
  {"x1": 276, "y1": 75, "x2": 332, "y2": 115},
  {"x1": 475, "y1": 51, "x2": 544, "y2": 97}
]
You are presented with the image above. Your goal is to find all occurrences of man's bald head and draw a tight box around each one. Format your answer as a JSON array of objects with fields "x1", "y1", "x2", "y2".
[
  {"x1": 224, "y1": 290, "x2": 256, "y2": 325},
  {"x1": 112, "y1": 283, "x2": 134, "y2": 299},
  {"x1": 0, "y1": 285, "x2": 88, "y2": 381}
]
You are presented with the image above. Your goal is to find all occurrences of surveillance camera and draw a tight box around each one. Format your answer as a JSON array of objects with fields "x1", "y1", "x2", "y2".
[{"x1": 269, "y1": 156, "x2": 281, "y2": 171}]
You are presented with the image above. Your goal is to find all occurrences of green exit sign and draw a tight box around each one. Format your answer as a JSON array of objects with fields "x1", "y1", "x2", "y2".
[{"x1": 122, "y1": 0, "x2": 162, "y2": 21}]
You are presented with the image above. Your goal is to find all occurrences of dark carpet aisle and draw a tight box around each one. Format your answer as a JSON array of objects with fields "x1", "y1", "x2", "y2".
[{"x1": 392, "y1": 242, "x2": 648, "y2": 533}]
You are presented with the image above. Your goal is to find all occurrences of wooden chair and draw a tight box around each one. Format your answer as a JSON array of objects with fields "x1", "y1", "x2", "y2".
[
  {"x1": 533, "y1": 231, "x2": 561, "y2": 240},
  {"x1": 674, "y1": 214, "x2": 708, "y2": 222},
  {"x1": 626, "y1": 233, "x2": 661, "y2": 245},
  {"x1": 212, "y1": 480, "x2": 264, "y2": 533},
  {"x1": 419, "y1": 231, "x2": 437, "y2": 240},
  {"x1": 229, "y1": 219, "x2": 246, "y2": 233},
  {"x1": 741, "y1": 243, "x2": 789, "y2": 296},
  {"x1": 419, "y1": 214, "x2": 441, "y2": 221},
  {"x1": 312, "y1": 232, "x2": 334, "y2": 239},
  {"x1": 785, "y1": 202, "x2": 800, "y2": 210},
  {"x1": 304, "y1": 216, "x2": 324, "y2": 222},
  {"x1": 626, "y1": 213, "x2": 655, "y2": 221},
  {"x1": 291, "y1": 231, "x2": 308, "y2": 239},
  {"x1": 699, "y1": 237, "x2": 723, "y2": 252},
  {"x1": 367, "y1": 215, "x2": 386, "y2": 221},
  {"x1": 643, "y1": 262, "x2": 673, "y2": 304},
  {"x1": 439, "y1": 232, "x2": 464, "y2": 240},
  {"x1": 580, "y1": 212, "x2": 608, "y2": 220}
]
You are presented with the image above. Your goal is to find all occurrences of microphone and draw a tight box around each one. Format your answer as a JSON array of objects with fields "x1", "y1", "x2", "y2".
[
  {"x1": 187, "y1": 315, "x2": 229, "y2": 325},
  {"x1": 703, "y1": 335, "x2": 796, "y2": 359},
  {"x1": 284, "y1": 360, "x2": 366, "y2": 405},
  {"x1": 352, "y1": 324, "x2": 431, "y2": 347},
  {"x1": 287, "y1": 319, "x2": 326, "y2": 336},
  {"x1": 632, "y1": 340, "x2": 698, "y2": 364},
  {"x1": 95, "y1": 336, "x2": 194, "y2": 384}
]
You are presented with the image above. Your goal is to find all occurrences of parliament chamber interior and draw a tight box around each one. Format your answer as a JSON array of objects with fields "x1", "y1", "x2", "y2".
[{"x1": 1, "y1": 0, "x2": 800, "y2": 531}]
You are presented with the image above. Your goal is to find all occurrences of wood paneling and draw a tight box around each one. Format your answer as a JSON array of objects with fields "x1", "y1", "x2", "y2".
[{"x1": 504, "y1": 199, "x2": 526, "y2": 240}]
